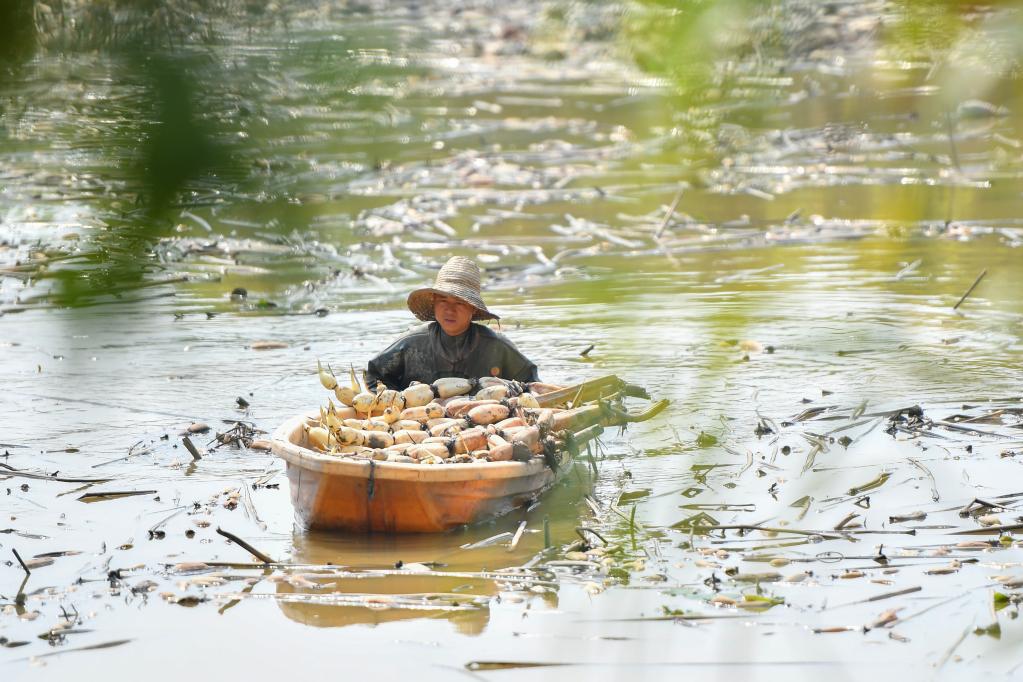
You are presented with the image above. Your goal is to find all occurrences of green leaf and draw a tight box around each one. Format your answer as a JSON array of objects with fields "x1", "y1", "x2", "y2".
[
  {"x1": 743, "y1": 593, "x2": 784, "y2": 605},
  {"x1": 973, "y1": 623, "x2": 1001, "y2": 639},
  {"x1": 695, "y1": 432, "x2": 718, "y2": 447}
]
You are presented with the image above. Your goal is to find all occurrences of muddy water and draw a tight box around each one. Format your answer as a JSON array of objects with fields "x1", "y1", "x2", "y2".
[{"x1": 3, "y1": 1, "x2": 1023, "y2": 680}]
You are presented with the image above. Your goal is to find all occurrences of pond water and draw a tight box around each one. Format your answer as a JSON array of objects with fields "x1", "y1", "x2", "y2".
[{"x1": 2, "y1": 1, "x2": 1023, "y2": 680}]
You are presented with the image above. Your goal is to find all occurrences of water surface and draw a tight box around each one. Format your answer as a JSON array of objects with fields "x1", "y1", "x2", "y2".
[{"x1": 2, "y1": 1, "x2": 1023, "y2": 680}]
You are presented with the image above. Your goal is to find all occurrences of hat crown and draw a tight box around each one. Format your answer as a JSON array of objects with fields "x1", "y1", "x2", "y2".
[
  {"x1": 406, "y1": 256, "x2": 499, "y2": 323},
  {"x1": 434, "y1": 256, "x2": 481, "y2": 290}
]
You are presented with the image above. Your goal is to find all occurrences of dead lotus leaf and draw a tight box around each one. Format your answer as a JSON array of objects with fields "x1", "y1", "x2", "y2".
[
  {"x1": 285, "y1": 574, "x2": 322, "y2": 589},
  {"x1": 925, "y1": 561, "x2": 961, "y2": 576},
  {"x1": 186, "y1": 573, "x2": 226, "y2": 587},
  {"x1": 868, "y1": 608, "x2": 901, "y2": 629},
  {"x1": 732, "y1": 571, "x2": 781, "y2": 583},
  {"x1": 250, "y1": 341, "x2": 288, "y2": 351},
  {"x1": 956, "y1": 541, "x2": 993, "y2": 550},
  {"x1": 23, "y1": 557, "x2": 55, "y2": 570}
]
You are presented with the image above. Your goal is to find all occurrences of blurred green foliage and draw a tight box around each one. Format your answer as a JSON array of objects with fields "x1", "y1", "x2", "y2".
[
  {"x1": 0, "y1": 0, "x2": 37, "y2": 79},
  {"x1": 51, "y1": 50, "x2": 234, "y2": 305},
  {"x1": 2, "y1": 0, "x2": 1021, "y2": 308},
  {"x1": 5, "y1": 0, "x2": 256, "y2": 305}
]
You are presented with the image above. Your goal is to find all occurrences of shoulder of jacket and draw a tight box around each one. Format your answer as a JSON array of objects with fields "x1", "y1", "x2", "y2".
[
  {"x1": 401, "y1": 322, "x2": 434, "y2": 339},
  {"x1": 475, "y1": 324, "x2": 517, "y2": 347},
  {"x1": 380, "y1": 322, "x2": 433, "y2": 350}
]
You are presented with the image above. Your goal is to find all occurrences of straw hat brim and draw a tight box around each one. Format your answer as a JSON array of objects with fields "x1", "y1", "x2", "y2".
[{"x1": 407, "y1": 287, "x2": 499, "y2": 322}]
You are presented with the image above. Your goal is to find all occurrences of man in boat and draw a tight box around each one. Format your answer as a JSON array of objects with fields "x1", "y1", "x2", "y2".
[{"x1": 365, "y1": 256, "x2": 540, "y2": 390}]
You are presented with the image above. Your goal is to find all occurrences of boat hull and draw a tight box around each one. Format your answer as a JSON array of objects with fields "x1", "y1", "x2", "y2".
[{"x1": 272, "y1": 415, "x2": 565, "y2": 533}]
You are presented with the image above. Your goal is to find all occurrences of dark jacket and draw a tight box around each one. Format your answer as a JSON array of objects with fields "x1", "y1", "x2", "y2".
[{"x1": 365, "y1": 322, "x2": 539, "y2": 390}]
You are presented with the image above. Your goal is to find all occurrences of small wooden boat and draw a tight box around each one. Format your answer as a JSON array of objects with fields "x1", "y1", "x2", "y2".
[
  {"x1": 272, "y1": 375, "x2": 668, "y2": 534},
  {"x1": 272, "y1": 413, "x2": 585, "y2": 533}
]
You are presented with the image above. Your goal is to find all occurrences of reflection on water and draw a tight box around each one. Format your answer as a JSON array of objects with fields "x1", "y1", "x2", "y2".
[
  {"x1": 273, "y1": 472, "x2": 587, "y2": 632},
  {"x1": 274, "y1": 569, "x2": 495, "y2": 635}
]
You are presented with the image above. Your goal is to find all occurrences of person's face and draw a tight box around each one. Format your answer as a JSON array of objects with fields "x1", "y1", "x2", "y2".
[{"x1": 434, "y1": 294, "x2": 474, "y2": 336}]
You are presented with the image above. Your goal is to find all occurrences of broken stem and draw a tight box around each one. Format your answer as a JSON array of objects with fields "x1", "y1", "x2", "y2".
[
  {"x1": 654, "y1": 186, "x2": 685, "y2": 240},
  {"x1": 182, "y1": 436, "x2": 203, "y2": 461},
  {"x1": 952, "y1": 269, "x2": 987, "y2": 311},
  {"x1": 683, "y1": 524, "x2": 843, "y2": 540},
  {"x1": 12, "y1": 548, "x2": 31, "y2": 575},
  {"x1": 508, "y1": 521, "x2": 528, "y2": 552},
  {"x1": 215, "y1": 527, "x2": 273, "y2": 564}
]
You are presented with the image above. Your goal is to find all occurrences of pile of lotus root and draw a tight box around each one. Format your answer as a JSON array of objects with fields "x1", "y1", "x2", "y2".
[{"x1": 304, "y1": 362, "x2": 608, "y2": 465}]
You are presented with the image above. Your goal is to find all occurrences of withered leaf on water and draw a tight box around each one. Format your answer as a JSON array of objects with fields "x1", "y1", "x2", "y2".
[
  {"x1": 23, "y1": 557, "x2": 55, "y2": 570},
  {"x1": 956, "y1": 541, "x2": 994, "y2": 550},
  {"x1": 788, "y1": 406, "x2": 835, "y2": 422},
  {"x1": 0, "y1": 638, "x2": 31, "y2": 648},
  {"x1": 925, "y1": 561, "x2": 961, "y2": 576},
  {"x1": 731, "y1": 571, "x2": 782, "y2": 583},
  {"x1": 868, "y1": 608, "x2": 901, "y2": 629},
  {"x1": 889, "y1": 511, "x2": 927, "y2": 523},
  {"x1": 79, "y1": 490, "x2": 158, "y2": 503},
  {"x1": 848, "y1": 472, "x2": 890, "y2": 496},
  {"x1": 670, "y1": 512, "x2": 720, "y2": 531},
  {"x1": 185, "y1": 574, "x2": 226, "y2": 587},
  {"x1": 250, "y1": 341, "x2": 288, "y2": 350},
  {"x1": 467, "y1": 662, "x2": 569, "y2": 671},
  {"x1": 0, "y1": 462, "x2": 111, "y2": 484},
  {"x1": 21, "y1": 638, "x2": 133, "y2": 659},
  {"x1": 172, "y1": 595, "x2": 207, "y2": 607},
  {"x1": 996, "y1": 576, "x2": 1023, "y2": 589},
  {"x1": 0, "y1": 529, "x2": 49, "y2": 540},
  {"x1": 37, "y1": 627, "x2": 94, "y2": 640}
]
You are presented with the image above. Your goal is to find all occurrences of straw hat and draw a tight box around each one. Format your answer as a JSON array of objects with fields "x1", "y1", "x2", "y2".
[{"x1": 406, "y1": 256, "x2": 499, "y2": 322}]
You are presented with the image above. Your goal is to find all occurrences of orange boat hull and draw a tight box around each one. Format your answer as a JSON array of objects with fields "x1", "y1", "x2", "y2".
[{"x1": 273, "y1": 415, "x2": 566, "y2": 533}]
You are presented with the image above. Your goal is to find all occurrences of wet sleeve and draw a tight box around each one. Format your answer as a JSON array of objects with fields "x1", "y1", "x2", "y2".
[
  {"x1": 511, "y1": 359, "x2": 540, "y2": 384},
  {"x1": 365, "y1": 339, "x2": 406, "y2": 390},
  {"x1": 501, "y1": 339, "x2": 540, "y2": 383}
]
